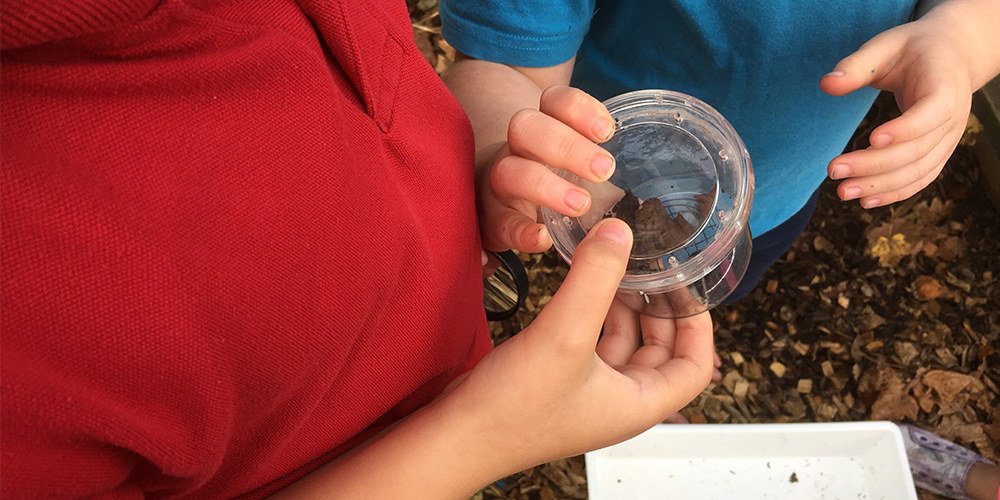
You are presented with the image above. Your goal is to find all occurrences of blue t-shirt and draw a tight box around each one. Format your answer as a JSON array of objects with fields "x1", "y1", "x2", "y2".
[{"x1": 440, "y1": 0, "x2": 915, "y2": 235}]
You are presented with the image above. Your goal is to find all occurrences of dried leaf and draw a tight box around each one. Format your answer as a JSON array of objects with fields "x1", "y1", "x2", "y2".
[
  {"x1": 857, "y1": 367, "x2": 881, "y2": 407},
  {"x1": 910, "y1": 197, "x2": 954, "y2": 227},
  {"x1": 857, "y1": 306, "x2": 886, "y2": 331},
  {"x1": 869, "y1": 233, "x2": 910, "y2": 266},
  {"x1": 913, "y1": 275, "x2": 943, "y2": 301},
  {"x1": 920, "y1": 322, "x2": 951, "y2": 346},
  {"x1": 937, "y1": 236, "x2": 966, "y2": 260},
  {"x1": 913, "y1": 382, "x2": 936, "y2": 413},
  {"x1": 895, "y1": 342, "x2": 920, "y2": 365},
  {"x1": 934, "y1": 414, "x2": 985, "y2": 445},
  {"x1": 870, "y1": 368, "x2": 919, "y2": 422},
  {"x1": 864, "y1": 201, "x2": 963, "y2": 266},
  {"x1": 922, "y1": 370, "x2": 985, "y2": 413},
  {"x1": 979, "y1": 344, "x2": 996, "y2": 362}
]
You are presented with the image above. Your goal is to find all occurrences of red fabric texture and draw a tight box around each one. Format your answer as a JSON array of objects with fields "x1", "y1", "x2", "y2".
[{"x1": 0, "y1": 0, "x2": 492, "y2": 498}]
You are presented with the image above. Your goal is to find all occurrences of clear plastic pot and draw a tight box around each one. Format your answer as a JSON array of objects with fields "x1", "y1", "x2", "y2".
[{"x1": 542, "y1": 90, "x2": 754, "y2": 318}]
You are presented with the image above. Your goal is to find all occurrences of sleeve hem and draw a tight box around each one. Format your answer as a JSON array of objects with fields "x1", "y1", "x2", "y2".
[{"x1": 439, "y1": 2, "x2": 587, "y2": 68}]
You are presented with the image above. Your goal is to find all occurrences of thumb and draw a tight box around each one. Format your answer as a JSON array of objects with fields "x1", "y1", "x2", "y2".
[
  {"x1": 820, "y1": 30, "x2": 906, "y2": 97},
  {"x1": 528, "y1": 218, "x2": 633, "y2": 355}
]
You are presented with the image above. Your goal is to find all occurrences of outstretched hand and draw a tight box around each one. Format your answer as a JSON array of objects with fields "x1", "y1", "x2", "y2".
[
  {"x1": 445, "y1": 218, "x2": 715, "y2": 474},
  {"x1": 476, "y1": 86, "x2": 617, "y2": 253},
  {"x1": 819, "y1": 12, "x2": 977, "y2": 209}
]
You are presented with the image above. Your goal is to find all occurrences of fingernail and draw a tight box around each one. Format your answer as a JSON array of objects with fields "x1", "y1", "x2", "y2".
[
  {"x1": 564, "y1": 188, "x2": 590, "y2": 212},
  {"x1": 864, "y1": 198, "x2": 880, "y2": 209},
  {"x1": 535, "y1": 226, "x2": 548, "y2": 247},
  {"x1": 843, "y1": 187, "x2": 862, "y2": 200},
  {"x1": 871, "y1": 133, "x2": 892, "y2": 148},
  {"x1": 831, "y1": 164, "x2": 851, "y2": 179},
  {"x1": 482, "y1": 250, "x2": 489, "y2": 266},
  {"x1": 591, "y1": 153, "x2": 615, "y2": 179},
  {"x1": 713, "y1": 368, "x2": 723, "y2": 381},
  {"x1": 594, "y1": 220, "x2": 629, "y2": 246},
  {"x1": 824, "y1": 70, "x2": 845, "y2": 78},
  {"x1": 593, "y1": 118, "x2": 614, "y2": 141}
]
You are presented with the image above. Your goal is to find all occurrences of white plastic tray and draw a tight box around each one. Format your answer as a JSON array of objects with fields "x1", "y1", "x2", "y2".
[{"x1": 585, "y1": 422, "x2": 917, "y2": 500}]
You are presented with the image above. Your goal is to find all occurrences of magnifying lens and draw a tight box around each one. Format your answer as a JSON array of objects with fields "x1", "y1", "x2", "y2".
[{"x1": 483, "y1": 250, "x2": 529, "y2": 321}]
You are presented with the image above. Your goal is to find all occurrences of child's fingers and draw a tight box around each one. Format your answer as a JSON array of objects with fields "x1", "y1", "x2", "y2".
[
  {"x1": 866, "y1": 89, "x2": 960, "y2": 148},
  {"x1": 529, "y1": 219, "x2": 633, "y2": 357},
  {"x1": 644, "y1": 311, "x2": 715, "y2": 411},
  {"x1": 538, "y1": 85, "x2": 616, "y2": 144},
  {"x1": 596, "y1": 300, "x2": 642, "y2": 368},
  {"x1": 829, "y1": 125, "x2": 945, "y2": 180},
  {"x1": 480, "y1": 196, "x2": 552, "y2": 253},
  {"x1": 662, "y1": 412, "x2": 690, "y2": 424},
  {"x1": 856, "y1": 163, "x2": 945, "y2": 209},
  {"x1": 507, "y1": 108, "x2": 616, "y2": 184},
  {"x1": 838, "y1": 140, "x2": 954, "y2": 208},
  {"x1": 836, "y1": 120, "x2": 962, "y2": 204},
  {"x1": 490, "y1": 154, "x2": 592, "y2": 216},
  {"x1": 628, "y1": 314, "x2": 679, "y2": 368},
  {"x1": 658, "y1": 311, "x2": 714, "y2": 375}
]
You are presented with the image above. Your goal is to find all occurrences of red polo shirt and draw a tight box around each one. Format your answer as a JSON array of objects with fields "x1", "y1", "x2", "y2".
[{"x1": 0, "y1": 0, "x2": 492, "y2": 497}]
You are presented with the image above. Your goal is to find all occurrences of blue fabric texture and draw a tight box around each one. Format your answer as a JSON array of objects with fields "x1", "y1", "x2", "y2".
[
  {"x1": 439, "y1": 0, "x2": 595, "y2": 67},
  {"x1": 440, "y1": 0, "x2": 915, "y2": 235},
  {"x1": 721, "y1": 186, "x2": 821, "y2": 305}
]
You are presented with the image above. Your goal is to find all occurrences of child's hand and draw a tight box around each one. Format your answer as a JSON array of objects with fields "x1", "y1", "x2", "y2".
[
  {"x1": 445, "y1": 218, "x2": 715, "y2": 473},
  {"x1": 819, "y1": 15, "x2": 976, "y2": 209},
  {"x1": 476, "y1": 85, "x2": 616, "y2": 253}
]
